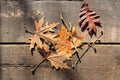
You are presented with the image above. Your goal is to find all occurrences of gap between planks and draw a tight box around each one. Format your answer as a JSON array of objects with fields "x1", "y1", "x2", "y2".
[
  {"x1": 0, "y1": 42, "x2": 120, "y2": 45},
  {"x1": 0, "y1": 64, "x2": 120, "y2": 70}
]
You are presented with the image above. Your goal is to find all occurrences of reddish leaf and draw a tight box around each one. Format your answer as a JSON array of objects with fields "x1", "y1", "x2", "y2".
[{"x1": 79, "y1": 3, "x2": 102, "y2": 36}]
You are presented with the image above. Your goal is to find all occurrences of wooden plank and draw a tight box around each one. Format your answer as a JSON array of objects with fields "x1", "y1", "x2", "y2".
[
  {"x1": 0, "y1": 1, "x2": 34, "y2": 42},
  {"x1": 0, "y1": 67, "x2": 120, "y2": 80},
  {"x1": 0, "y1": 1, "x2": 120, "y2": 42},
  {"x1": 0, "y1": 45, "x2": 43, "y2": 65},
  {"x1": 0, "y1": 45, "x2": 120, "y2": 69}
]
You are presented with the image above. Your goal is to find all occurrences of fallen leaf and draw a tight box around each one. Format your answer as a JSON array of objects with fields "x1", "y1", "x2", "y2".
[
  {"x1": 46, "y1": 25, "x2": 82, "y2": 69},
  {"x1": 79, "y1": 3, "x2": 102, "y2": 36},
  {"x1": 29, "y1": 17, "x2": 59, "y2": 55},
  {"x1": 29, "y1": 18, "x2": 83, "y2": 69},
  {"x1": 29, "y1": 35, "x2": 42, "y2": 49},
  {"x1": 47, "y1": 53, "x2": 72, "y2": 69}
]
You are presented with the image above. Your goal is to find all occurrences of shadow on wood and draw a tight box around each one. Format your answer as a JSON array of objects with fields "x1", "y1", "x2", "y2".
[
  {"x1": 57, "y1": 69, "x2": 84, "y2": 80},
  {"x1": 16, "y1": 0, "x2": 35, "y2": 29},
  {"x1": 115, "y1": 55, "x2": 120, "y2": 65}
]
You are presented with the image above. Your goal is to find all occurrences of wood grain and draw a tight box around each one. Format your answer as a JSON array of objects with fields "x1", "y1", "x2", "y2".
[
  {"x1": 0, "y1": 1, "x2": 120, "y2": 80},
  {"x1": 0, "y1": 1, "x2": 120, "y2": 42},
  {"x1": 0, "y1": 65, "x2": 120, "y2": 80},
  {"x1": 0, "y1": 45, "x2": 120, "y2": 69}
]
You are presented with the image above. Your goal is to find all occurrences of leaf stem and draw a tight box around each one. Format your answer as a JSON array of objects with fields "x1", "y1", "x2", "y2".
[
  {"x1": 31, "y1": 59, "x2": 46, "y2": 75},
  {"x1": 60, "y1": 14, "x2": 70, "y2": 31},
  {"x1": 73, "y1": 31, "x2": 103, "y2": 68},
  {"x1": 61, "y1": 14, "x2": 82, "y2": 65},
  {"x1": 25, "y1": 29, "x2": 34, "y2": 35},
  {"x1": 26, "y1": 29, "x2": 64, "y2": 46}
]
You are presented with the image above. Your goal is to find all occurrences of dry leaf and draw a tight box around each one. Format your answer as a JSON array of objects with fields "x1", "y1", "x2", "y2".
[
  {"x1": 29, "y1": 17, "x2": 59, "y2": 55},
  {"x1": 34, "y1": 17, "x2": 59, "y2": 43},
  {"x1": 29, "y1": 35, "x2": 42, "y2": 55},
  {"x1": 27, "y1": 3, "x2": 103, "y2": 72},
  {"x1": 79, "y1": 3, "x2": 102, "y2": 35},
  {"x1": 55, "y1": 25, "x2": 83, "y2": 49},
  {"x1": 29, "y1": 18, "x2": 83, "y2": 69},
  {"x1": 47, "y1": 53, "x2": 72, "y2": 69},
  {"x1": 29, "y1": 35, "x2": 42, "y2": 49},
  {"x1": 46, "y1": 25, "x2": 82, "y2": 69}
]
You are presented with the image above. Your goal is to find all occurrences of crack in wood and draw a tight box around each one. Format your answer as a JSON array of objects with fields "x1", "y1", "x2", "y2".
[
  {"x1": 0, "y1": 42, "x2": 120, "y2": 45},
  {"x1": 0, "y1": 65, "x2": 120, "y2": 70},
  {"x1": 0, "y1": 64, "x2": 34, "y2": 67}
]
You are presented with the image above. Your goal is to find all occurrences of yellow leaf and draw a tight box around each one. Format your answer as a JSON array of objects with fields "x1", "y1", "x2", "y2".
[{"x1": 36, "y1": 10, "x2": 41, "y2": 15}]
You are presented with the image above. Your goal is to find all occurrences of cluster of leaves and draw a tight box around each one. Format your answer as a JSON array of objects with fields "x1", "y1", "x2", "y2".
[
  {"x1": 26, "y1": 3, "x2": 103, "y2": 73},
  {"x1": 29, "y1": 17, "x2": 83, "y2": 69}
]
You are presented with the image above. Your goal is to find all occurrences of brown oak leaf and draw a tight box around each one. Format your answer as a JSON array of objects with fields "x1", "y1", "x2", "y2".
[
  {"x1": 47, "y1": 53, "x2": 72, "y2": 69},
  {"x1": 29, "y1": 35, "x2": 42, "y2": 55},
  {"x1": 34, "y1": 17, "x2": 59, "y2": 43},
  {"x1": 29, "y1": 17, "x2": 59, "y2": 55}
]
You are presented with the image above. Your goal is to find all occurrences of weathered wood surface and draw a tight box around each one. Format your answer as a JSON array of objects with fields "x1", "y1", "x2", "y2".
[
  {"x1": 0, "y1": 45, "x2": 120, "y2": 68},
  {"x1": 0, "y1": 67, "x2": 120, "y2": 80},
  {"x1": 0, "y1": 45, "x2": 120, "y2": 80},
  {"x1": 0, "y1": 0, "x2": 120, "y2": 42},
  {"x1": 0, "y1": 0, "x2": 120, "y2": 80}
]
